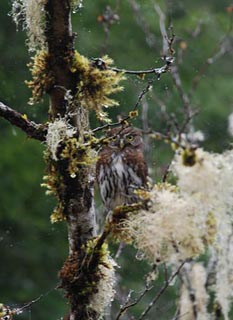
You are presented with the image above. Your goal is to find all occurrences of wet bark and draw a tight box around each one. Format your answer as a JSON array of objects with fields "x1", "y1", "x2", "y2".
[{"x1": 44, "y1": 1, "x2": 97, "y2": 319}]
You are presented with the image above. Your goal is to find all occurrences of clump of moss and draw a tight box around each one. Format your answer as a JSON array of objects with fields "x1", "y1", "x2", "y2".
[
  {"x1": 26, "y1": 50, "x2": 54, "y2": 104},
  {"x1": 59, "y1": 239, "x2": 116, "y2": 318},
  {"x1": 60, "y1": 137, "x2": 97, "y2": 178},
  {"x1": 41, "y1": 152, "x2": 66, "y2": 223},
  {"x1": 182, "y1": 148, "x2": 197, "y2": 166},
  {"x1": 70, "y1": 51, "x2": 125, "y2": 123}
]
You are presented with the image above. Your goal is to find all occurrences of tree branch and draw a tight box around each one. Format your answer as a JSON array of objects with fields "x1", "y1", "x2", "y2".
[
  {"x1": 139, "y1": 261, "x2": 186, "y2": 320},
  {"x1": 110, "y1": 56, "x2": 174, "y2": 76},
  {"x1": 0, "y1": 101, "x2": 47, "y2": 141},
  {"x1": 128, "y1": 0, "x2": 157, "y2": 48},
  {"x1": 115, "y1": 284, "x2": 153, "y2": 320}
]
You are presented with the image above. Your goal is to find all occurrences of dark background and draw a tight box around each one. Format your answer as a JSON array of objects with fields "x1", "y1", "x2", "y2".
[{"x1": 0, "y1": 0, "x2": 232, "y2": 319}]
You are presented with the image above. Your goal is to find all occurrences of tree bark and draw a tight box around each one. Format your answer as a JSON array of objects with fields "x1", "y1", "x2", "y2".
[
  {"x1": 0, "y1": 102, "x2": 47, "y2": 141},
  {"x1": 44, "y1": 1, "x2": 97, "y2": 319}
]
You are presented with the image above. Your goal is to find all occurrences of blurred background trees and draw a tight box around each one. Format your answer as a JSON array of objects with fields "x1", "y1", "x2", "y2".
[{"x1": 0, "y1": 0, "x2": 232, "y2": 319}]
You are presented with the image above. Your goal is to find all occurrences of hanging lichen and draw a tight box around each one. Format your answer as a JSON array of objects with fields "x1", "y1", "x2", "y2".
[
  {"x1": 70, "y1": 51, "x2": 125, "y2": 123},
  {"x1": 11, "y1": 0, "x2": 47, "y2": 51},
  {"x1": 26, "y1": 50, "x2": 54, "y2": 104}
]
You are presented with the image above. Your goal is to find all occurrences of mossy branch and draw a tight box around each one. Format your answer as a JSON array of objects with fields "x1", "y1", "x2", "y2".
[
  {"x1": 92, "y1": 56, "x2": 174, "y2": 77},
  {"x1": 0, "y1": 101, "x2": 47, "y2": 141}
]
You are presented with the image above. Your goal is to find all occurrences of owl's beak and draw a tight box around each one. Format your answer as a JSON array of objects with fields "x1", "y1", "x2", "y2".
[{"x1": 119, "y1": 139, "x2": 125, "y2": 149}]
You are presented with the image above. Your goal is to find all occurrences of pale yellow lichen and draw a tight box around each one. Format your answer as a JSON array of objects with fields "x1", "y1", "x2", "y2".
[
  {"x1": 46, "y1": 118, "x2": 77, "y2": 161},
  {"x1": 11, "y1": 0, "x2": 47, "y2": 51},
  {"x1": 125, "y1": 184, "x2": 207, "y2": 264},
  {"x1": 179, "y1": 263, "x2": 210, "y2": 320},
  {"x1": 86, "y1": 241, "x2": 117, "y2": 317},
  {"x1": 173, "y1": 149, "x2": 233, "y2": 319},
  {"x1": 124, "y1": 148, "x2": 233, "y2": 274}
]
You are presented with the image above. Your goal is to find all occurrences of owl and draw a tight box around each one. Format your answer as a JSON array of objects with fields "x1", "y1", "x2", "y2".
[{"x1": 96, "y1": 126, "x2": 148, "y2": 210}]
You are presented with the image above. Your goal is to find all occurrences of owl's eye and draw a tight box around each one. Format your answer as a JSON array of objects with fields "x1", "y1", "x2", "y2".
[
  {"x1": 127, "y1": 135, "x2": 134, "y2": 141},
  {"x1": 111, "y1": 136, "x2": 117, "y2": 141}
]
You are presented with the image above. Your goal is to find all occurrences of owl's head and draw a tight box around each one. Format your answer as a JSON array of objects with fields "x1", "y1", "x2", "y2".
[{"x1": 107, "y1": 126, "x2": 143, "y2": 150}]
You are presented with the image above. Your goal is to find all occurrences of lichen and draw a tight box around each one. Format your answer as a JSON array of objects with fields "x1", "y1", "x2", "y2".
[
  {"x1": 41, "y1": 153, "x2": 66, "y2": 223},
  {"x1": 71, "y1": 0, "x2": 84, "y2": 13},
  {"x1": 60, "y1": 137, "x2": 97, "y2": 178},
  {"x1": 109, "y1": 203, "x2": 143, "y2": 243},
  {"x1": 125, "y1": 148, "x2": 233, "y2": 318},
  {"x1": 125, "y1": 183, "x2": 207, "y2": 265},
  {"x1": 11, "y1": 0, "x2": 47, "y2": 51},
  {"x1": 46, "y1": 119, "x2": 77, "y2": 161},
  {"x1": 86, "y1": 240, "x2": 117, "y2": 317},
  {"x1": 42, "y1": 118, "x2": 98, "y2": 222},
  {"x1": 26, "y1": 50, "x2": 54, "y2": 104},
  {"x1": 179, "y1": 263, "x2": 210, "y2": 320},
  {"x1": 59, "y1": 239, "x2": 117, "y2": 319},
  {"x1": 70, "y1": 51, "x2": 125, "y2": 123}
]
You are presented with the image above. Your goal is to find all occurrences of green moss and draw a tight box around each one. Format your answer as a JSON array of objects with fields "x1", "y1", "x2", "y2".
[
  {"x1": 60, "y1": 137, "x2": 97, "y2": 178},
  {"x1": 59, "y1": 238, "x2": 114, "y2": 317},
  {"x1": 41, "y1": 150, "x2": 66, "y2": 223},
  {"x1": 26, "y1": 50, "x2": 54, "y2": 104},
  {"x1": 42, "y1": 133, "x2": 99, "y2": 223},
  {"x1": 182, "y1": 148, "x2": 197, "y2": 166},
  {"x1": 70, "y1": 51, "x2": 125, "y2": 123}
]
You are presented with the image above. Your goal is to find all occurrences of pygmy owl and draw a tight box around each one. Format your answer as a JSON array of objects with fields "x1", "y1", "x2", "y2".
[{"x1": 96, "y1": 126, "x2": 148, "y2": 210}]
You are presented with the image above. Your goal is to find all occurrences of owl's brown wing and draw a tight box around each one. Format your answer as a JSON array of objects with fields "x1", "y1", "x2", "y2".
[
  {"x1": 123, "y1": 148, "x2": 148, "y2": 187},
  {"x1": 96, "y1": 147, "x2": 112, "y2": 183}
]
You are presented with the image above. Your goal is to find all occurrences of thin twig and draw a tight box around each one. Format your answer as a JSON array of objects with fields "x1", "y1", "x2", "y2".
[
  {"x1": 139, "y1": 261, "x2": 186, "y2": 320},
  {"x1": 115, "y1": 284, "x2": 153, "y2": 320},
  {"x1": 114, "y1": 242, "x2": 125, "y2": 260},
  {"x1": 191, "y1": 42, "x2": 229, "y2": 94},
  {"x1": 153, "y1": 3, "x2": 194, "y2": 135},
  {"x1": 128, "y1": 0, "x2": 157, "y2": 48},
  {"x1": 98, "y1": 4, "x2": 120, "y2": 54},
  {"x1": 144, "y1": 129, "x2": 190, "y2": 150},
  {"x1": 110, "y1": 56, "x2": 174, "y2": 76},
  {"x1": 115, "y1": 264, "x2": 157, "y2": 320},
  {"x1": 0, "y1": 101, "x2": 47, "y2": 141},
  {"x1": 154, "y1": 3, "x2": 170, "y2": 54},
  {"x1": 1, "y1": 288, "x2": 55, "y2": 318},
  {"x1": 92, "y1": 78, "x2": 161, "y2": 133}
]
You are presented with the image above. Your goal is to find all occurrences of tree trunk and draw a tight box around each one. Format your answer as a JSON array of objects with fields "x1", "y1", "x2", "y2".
[{"x1": 44, "y1": 1, "x2": 97, "y2": 318}]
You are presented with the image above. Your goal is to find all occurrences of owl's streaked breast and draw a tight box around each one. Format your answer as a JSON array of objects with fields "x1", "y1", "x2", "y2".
[
  {"x1": 98, "y1": 151, "x2": 143, "y2": 210},
  {"x1": 96, "y1": 126, "x2": 148, "y2": 211}
]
